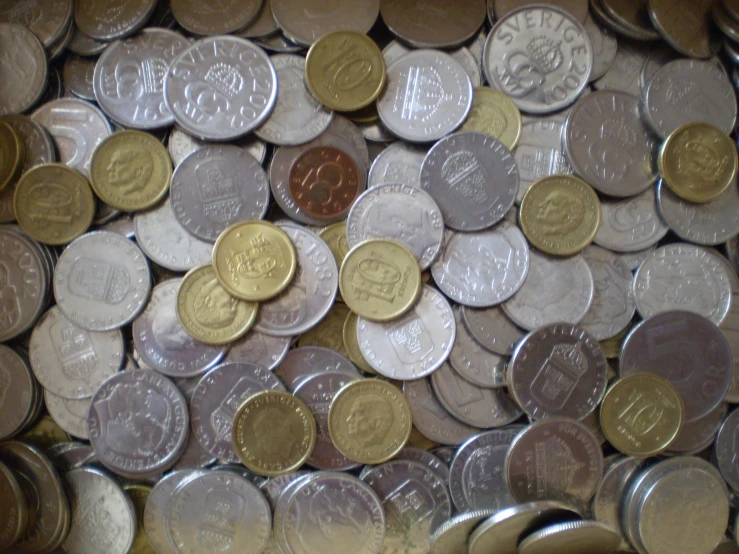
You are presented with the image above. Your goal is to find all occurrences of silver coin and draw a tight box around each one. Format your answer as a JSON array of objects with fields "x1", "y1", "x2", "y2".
[
  {"x1": 484, "y1": 6, "x2": 592, "y2": 114},
  {"x1": 134, "y1": 197, "x2": 213, "y2": 272},
  {"x1": 508, "y1": 323, "x2": 608, "y2": 421},
  {"x1": 171, "y1": 0, "x2": 262, "y2": 35},
  {"x1": 270, "y1": 0, "x2": 379, "y2": 46},
  {"x1": 190, "y1": 362, "x2": 286, "y2": 464},
  {"x1": 255, "y1": 54, "x2": 333, "y2": 145},
  {"x1": 211, "y1": 463, "x2": 268, "y2": 488},
  {"x1": 164, "y1": 36, "x2": 278, "y2": 141},
  {"x1": 254, "y1": 31, "x2": 303, "y2": 53},
  {"x1": 31, "y1": 98, "x2": 113, "y2": 177},
  {"x1": 461, "y1": 305, "x2": 526, "y2": 356},
  {"x1": 0, "y1": 114, "x2": 56, "y2": 173},
  {"x1": 260, "y1": 470, "x2": 312, "y2": 511},
  {"x1": 328, "y1": 115, "x2": 371, "y2": 169},
  {"x1": 449, "y1": 429, "x2": 519, "y2": 513},
  {"x1": 62, "y1": 467, "x2": 136, "y2": 554},
  {"x1": 254, "y1": 223, "x2": 339, "y2": 337},
  {"x1": 0, "y1": 346, "x2": 38, "y2": 440},
  {"x1": 293, "y1": 372, "x2": 361, "y2": 471},
  {"x1": 638, "y1": 44, "x2": 679, "y2": 93},
  {"x1": 643, "y1": 59, "x2": 737, "y2": 139},
  {"x1": 0, "y1": 24, "x2": 47, "y2": 115},
  {"x1": 74, "y1": 0, "x2": 156, "y2": 40},
  {"x1": 273, "y1": 346, "x2": 360, "y2": 391},
  {"x1": 367, "y1": 141, "x2": 426, "y2": 189},
  {"x1": 592, "y1": 39, "x2": 648, "y2": 96},
  {"x1": 718, "y1": 253, "x2": 739, "y2": 404},
  {"x1": 144, "y1": 470, "x2": 197, "y2": 554},
  {"x1": 48, "y1": 441, "x2": 96, "y2": 472},
  {"x1": 563, "y1": 90, "x2": 658, "y2": 197},
  {"x1": 382, "y1": 40, "x2": 482, "y2": 87},
  {"x1": 377, "y1": 49, "x2": 473, "y2": 143},
  {"x1": 395, "y1": 446, "x2": 450, "y2": 485},
  {"x1": 133, "y1": 279, "x2": 226, "y2": 378},
  {"x1": 87, "y1": 368, "x2": 189, "y2": 476},
  {"x1": 172, "y1": 431, "x2": 217, "y2": 470},
  {"x1": 431, "y1": 361, "x2": 522, "y2": 428},
  {"x1": 68, "y1": 25, "x2": 106, "y2": 56},
  {"x1": 594, "y1": 188, "x2": 669, "y2": 252},
  {"x1": 583, "y1": 13, "x2": 617, "y2": 82},
  {"x1": 62, "y1": 54, "x2": 96, "y2": 101},
  {"x1": 167, "y1": 470, "x2": 272, "y2": 554},
  {"x1": 579, "y1": 245, "x2": 636, "y2": 341},
  {"x1": 502, "y1": 250, "x2": 594, "y2": 331},
  {"x1": 431, "y1": 222, "x2": 529, "y2": 306},
  {"x1": 430, "y1": 510, "x2": 496, "y2": 554},
  {"x1": 99, "y1": 213, "x2": 135, "y2": 239},
  {"x1": 359, "y1": 120, "x2": 396, "y2": 143},
  {"x1": 0, "y1": 0, "x2": 73, "y2": 47},
  {"x1": 223, "y1": 329, "x2": 292, "y2": 370},
  {"x1": 714, "y1": 408, "x2": 739, "y2": 492},
  {"x1": 357, "y1": 285, "x2": 455, "y2": 380},
  {"x1": 430, "y1": 446, "x2": 456, "y2": 466},
  {"x1": 346, "y1": 183, "x2": 444, "y2": 270},
  {"x1": 656, "y1": 178, "x2": 739, "y2": 246},
  {"x1": 93, "y1": 29, "x2": 189, "y2": 130},
  {"x1": 167, "y1": 126, "x2": 268, "y2": 167},
  {"x1": 633, "y1": 244, "x2": 732, "y2": 325},
  {"x1": 170, "y1": 145, "x2": 270, "y2": 242},
  {"x1": 449, "y1": 306, "x2": 508, "y2": 388},
  {"x1": 402, "y1": 377, "x2": 479, "y2": 446},
  {"x1": 505, "y1": 418, "x2": 603, "y2": 506},
  {"x1": 666, "y1": 403, "x2": 727, "y2": 455},
  {"x1": 514, "y1": 117, "x2": 573, "y2": 203},
  {"x1": 29, "y1": 306, "x2": 123, "y2": 400},
  {"x1": 54, "y1": 231, "x2": 151, "y2": 332},
  {"x1": 239, "y1": 0, "x2": 279, "y2": 38},
  {"x1": 362, "y1": 459, "x2": 451, "y2": 554}
]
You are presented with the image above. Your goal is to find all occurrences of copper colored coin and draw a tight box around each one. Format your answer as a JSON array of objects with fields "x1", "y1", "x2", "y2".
[{"x1": 288, "y1": 146, "x2": 361, "y2": 221}]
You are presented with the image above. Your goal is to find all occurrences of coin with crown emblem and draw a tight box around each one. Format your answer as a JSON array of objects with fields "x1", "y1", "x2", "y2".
[
  {"x1": 0, "y1": 120, "x2": 24, "y2": 191},
  {"x1": 212, "y1": 220, "x2": 297, "y2": 302},
  {"x1": 460, "y1": 87, "x2": 522, "y2": 150},
  {"x1": 658, "y1": 122, "x2": 738, "y2": 203}
]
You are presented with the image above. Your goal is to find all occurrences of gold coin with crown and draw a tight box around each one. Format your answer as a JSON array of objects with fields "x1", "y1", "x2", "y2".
[{"x1": 461, "y1": 87, "x2": 522, "y2": 150}]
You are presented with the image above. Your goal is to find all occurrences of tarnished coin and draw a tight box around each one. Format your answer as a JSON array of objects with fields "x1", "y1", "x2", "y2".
[
  {"x1": 123, "y1": 483, "x2": 156, "y2": 554},
  {"x1": 54, "y1": 231, "x2": 151, "y2": 331},
  {"x1": 270, "y1": 0, "x2": 379, "y2": 46},
  {"x1": 274, "y1": 346, "x2": 361, "y2": 391},
  {"x1": 648, "y1": 0, "x2": 719, "y2": 58},
  {"x1": 621, "y1": 311, "x2": 733, "y2": 422},
  {"x1": 461, "y1": 305, "x2": 526, "y2": 356},
  {"x1": 367, "y1": 141, "x2": 426, "y2": 189},
  {"x1": 63, "y1": 54, "x2": 96, "y2": 101},
  {"x1": 171, "y1": 0, "x2": 262, "y2": 35},
  {"x1": 74, "y1": 0, "x2": 156, "y2": 40},
  {"x1": 514, "y1": 118, "x2": 573, "y2": 203},
  {"x1": 594, "y1": 188, "x2": 668, "y2": 252},
  {"x1": 377, "y1": 49, "x2": 473, "y2": 143},
  {"x1": 381, "y1": 0, "x2": 484, "y2": 48},
  {"x1": 495, "y1": 0, "x2": 588, "y2": 21},
  {"x1": 584, "y1": 14, "x2": 618, "y2": 81},
  {"x1": 93, "y1": 29, "x2": 190, "y2": 130},
  {"x1": 164, "y1": 36, "x2": 278, "y2": 141},
  {"x1": 167, "y1": 126, "x2": 267, "y2": 167},
  {"x1": 421, "y1": 132, "x2": 518, "y2": 231},
  {"x1": 0, "y1": 459, "x2": 27, "y2": 550},
  {"x1": 68, "y1": 26, "x2": 106, "y2": 56},
  {"x1": 448, "y1": 307, "x2": 508, "y2": 388},
  {"x1": 0, "y1": 346, "x2": 38, "y2": 440},
  {"x1": 602, "y1": 0, "x2": 659, "y2": 38},
  {"x1": 0, "y1": 114, "x2": 55, "y2": 175},
  {"x1": 460, "y1": 87, "x2": 523, "y2": 150},
  {"x1": 0, "y1": 24, "x2": 47, "y2": 116},
  {"x1": 518, "y1": 520, "x2": 621, "y2": 554},
  {"x1": 171, "y1": 145, "x2": 269, "y2": 241},
  {"x1": 20, "y1": 414, "x2": 72, "y2": 451},
  {"x1": 255, "y1": 54, "x2": 333, "y2": 145},
  {"x1": 0, "y1": 0, "x2": 72, "y2": 47},
  {"x1": 714, "y1": 408, "x2": 739, "y2": 492},
  {"x1": 0, "y1": 121, "x2": 23, "y2": 191}
]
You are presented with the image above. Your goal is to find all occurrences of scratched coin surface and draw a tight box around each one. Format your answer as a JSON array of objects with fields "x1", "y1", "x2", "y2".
[{"x1": 0, "y1": 23, "x2": 48, "y2": 115}]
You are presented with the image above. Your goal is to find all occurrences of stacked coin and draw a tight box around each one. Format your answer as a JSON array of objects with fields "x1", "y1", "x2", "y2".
[{"x1": 1, "y1": 0, "x2": 739, "y2": 553}]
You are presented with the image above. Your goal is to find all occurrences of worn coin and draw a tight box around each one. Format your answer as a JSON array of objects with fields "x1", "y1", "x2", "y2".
[
  {"x1": 167, "y1": 126, "x2": 267, "y2": 167},
  {"x1": 170, "y1": 0, "x2": 262, "y2": 35},
  {"x1": 0, "y1": 0, "x2": 72, "y2": 47},
  {"x1": 591, "y1": 39, "x2": 647, "y2": 96},
  {"x1": 0, "y1": 24, "x2": 47, "y2": 116},
  {"x1": 63, "y1": 54, "x2": 96, "y2": 101},
  {"x1": 448, "y1": 307, "x2": 507, "y2": 388},
  {"x1": 239, "y1": 0, "x2": 279, "y2": 38},
  {"x1": 594, "y1": 188, "x2": 668, "y2": 252},
  {"x1": 666, "y1": 403, "x2": 727, "y2": 455},
  {"x1": 367, "y1": 141, "x2": 426, "y2": 189},
  {"x1": 74, "y1": 0, "x2": 155, "y2": 40},
  {"x1": 648, "y1": 0, "x2": 719, "y2": 58},
  {"x1": 460, "y1": 87, "x2": 523, "y2": 150},
  {"x1": 270, "y1": 0, "x2": 379, "y2": 46},
  {"x1": 274, "y1": 346, "x2": 360, "y2": 391},
  {"x1": 0, "y1": 459, "x2": 27, "y2": 551},
  {"x1": 714, "y1": 408, "x2": 739, "y2": 492},
  {"x1": 518, "y1": 520, "x2": 621, "y2": 554},
  {"x1": 461, "y1": 305, "x2": 526, "y2": 356},
  {"x1": 0, "y1": 346, "x2": 38, "y2": 440},
  {"x1": 0, "y1": 114, "x2": 55, "y2": 176},
  {"x1": 143, "y1": 470, "x2": 195, "y2": 554},
  {"x1": 44, "y1": 392, "x2": 90, "y2": 440},
  {"x1": 0, "y1": 121, "x2": 23, "y2": 193},
  {"x1": 381, "y1": 0, "x2": 485, "y2": 48}
]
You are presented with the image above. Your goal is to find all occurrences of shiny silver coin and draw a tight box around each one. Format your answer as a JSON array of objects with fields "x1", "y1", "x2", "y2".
[
  {"x1": 172, "y1": 431, "x2": 217, "y2": 470},
  {"x1": 270, "y1": 0, "x2": 379, "y2": 46},
  {"x1": 383, "y1": 40, "x2": 482, "y2": 87},
  {"x1": 87, "y1": 368, "x2": 188, "y2": 477},
  {"x1": 449, "y1": 306, "x2": 508, "y2": 388},
  {"x1": 357, "y1": 285, "x2": 455, "y2": 380},
  {"x1": 144, "y1": 470, "x2": 198, "y2": 554},
  {"x1": 171, "y1": 0, "x2": 262, "y2": 35},
  {"x1": 260, "y1": 470, "x2": 312, "y2": 511},
  {"x1": 432, "y1": 222, "x2": 529, "y2": 306},
  {"x1": 239, "y1": 0, "x2": 279, "y2": 38},
  {"x1": 429, "y1": 509, "x2": 496, "y2": 554},
  {"x1": 367, "y1": 141, "x2": 426, "y2": 189},
  {"x1": 210, "y1": 462, "x2": 268, "y2": 487},
  {"x1": 223, "y1": 329, "x2": 292, "y2": 370},
  {"x1": 484, "y1": 5, "x2": 592, "y2": 114},
  {"x1": 132, "y1": 279, "x2": 226, "y2": 378},
  {"x1": 0, "y1": 0, "x2": 73, "y2": 47},
  {"x1": 171, "y1": 145, "x2": 269, "y2": 242},
  {"x1": 461, "y1": 305, "x2": 526, "y2": 356},
  {"x1": 594, "y1": 188, "x2": 669, "y2": 252},
  {"x1": 431, "y1": 361, "x2": 522, "y2": 428},
  {"x1": 666, "y1": 403, "x2": 727, "y2": 455},
  {"x1": 0, "y1": 24, "x2": 47, "y2": 115},
  {"x1": 564, "y1": 90, "x2": 657, "y2": 197},
  {"x1": 377, "y1": 49, "x2": 473, "y2": 143},
  {"x1": 395, "y1": 446, "x2": 450, "y2": 485},
  {"x1": 717, "y1": 252, "x2": 739, "y2": 404},
  {"x1": 592, "y1": 39, "x2": 648, "y2": 96},
  {"x1": 54, "y1": 231, "x2": 151, "y2": 331},
  {"x1": 502, "y1": 249, "x2": 594, "y2": 331},
  {"x1": 62, "y1": 54, "x2": 96, "y2": 101},
  {"x1": 346, "y1": 183, "x2": 444, "y2": 270},
  {"x1": 621, "y1": 311, "x2": 733, "y2": 422},
  {"x1": 167, "y1": 126, "x2": 267, "y2": 167},
  {"x1": 74, "y1": 0, "x2": 155, "y2": 40},
  {"x1": 420, "y1": 132, "x2": 518, "y2": 231},
  {"x1": 93, "y1": 29, "x2": 189, "y2": 130},
  {"x1": 190, "y1": 362, "x2": 286, "y2": 464},
  {"x1": 643, "y1": 59, "x2": 737, "y2": 139},
  {"x1": 0, "y1": 114, "x2": 56, "y2": 173},
  {"x1": 274, "y1": 346, "x2": 360, "y2": 391},
  {"x1": 633, "y1": 244, "x2": 732, "y2": 325},
  {"x1": 62, "y1": 467, "x2": 136, "y2": 554},
  {"x1": 255, "y1": 223, "x2": 338, "y2": 337},
  {"x1": 584, "y1": 13, "x2": 617, "y2": 81},
  {"x1": 164, "y1": 36, "x2": 278, "y2": 141},
  {"x1": 638, "y1": 43, "x2": 679, "y2": 93},
  {"x1": 714, "y1": 408, "x2": 739, "y2": 492},
  {"x1": 255, "y1": 54, "x2": 333, "y2": 145},
  {"x1": 31, "y1": 97, "x2": 113, "y2": 177},
  {"x1": 0, "y1": 345, "x2": 38, "y2": 440}
]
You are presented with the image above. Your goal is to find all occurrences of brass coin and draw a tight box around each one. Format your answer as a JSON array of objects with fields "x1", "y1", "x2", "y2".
[
  {"x1": 342, "y1": 310, "x2": 376, "y2": 374},
  {"x1": 600, "y1": 374, "x2": 684, "y2": 457},
  {"x1": 519, "y1": 175, "x2": 601, "y2": 256},
  {"x1": 319, "y1": 220, "x2": 350, "y2": 302},
  {"x1": 212, "y1": 220, "x2": 297, "y2": 302},
  {"x1": 328, "y1": 378, "x2": 412, "y2": 464},
  {"x1": 123, "y1": 484, "x2": 156, "y2": 554},
  {"x1": 339, "y1": 238, "x2": 422, "y2": 321},
  {"x1": 298, "y1": 302, "x2": 351, "y2": 355},
  {"x1": 232, "y1": 390, "x2": 317, "y2": 477},
  {"x1": 344, "y1": 103, "x2": 380, "y2": 124},
  {"x1": 176, "y1": 264, "x2": 258, "y2": 345},
  {"x1": 305, "y1": 31, "x2": 386, "y2": 112},
  {"x1": 658, "y1": 122, "x2": 738, "y2": 203},
  {"x1": 19, "y1": 415, "x2": 72, "y2": 451},
  {"x1": 0, "y1": 120, "x2": 24, "y2": 191},
  {"x1": 461, "y1": 87, "x2": 523, "y2": 150},
  {"x1": 0, "y1": 460, "x2": 28, "y2": 550},
  {"x1": 518, "y1": 520, "x2": 622, "y2": 554},
  {"x1": 13, "y1": 164, "x2": 95, "y2": 245},
  {"x1": 89, "y1": 130, "x2": 172, "y2": 211}
]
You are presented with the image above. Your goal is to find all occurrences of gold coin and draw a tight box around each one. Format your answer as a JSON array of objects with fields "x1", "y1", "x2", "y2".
[
  {"x1": 13, "y1": 164, "x2": 95, "y2": 245},
  {"x1": 0, "y1": 121, "x2": 24, "y2": 191},
  {"x1": 600, "y1": 373, "x2": 684, "y2": 457},
  {"x1": 89, "y1": 130, "x2": 172, "y2": 211},
  {"x1": 176, "y1": 264, "x2": 258, "y2": 345},
  {"x1": 328, "y1": 378, "x2": 412, "y2": 464},
  {"x1": 407, "y1": 426, "x2": 438, "y2": 451},
  {"x1": 123, "y1": 484, "x2": 156, "y2": 554},
  {"x1": 19, "y1": 415, "x2": 72, "y2": 451},
  {"x1": 305, "y1": 31, "x2": 386, "y2": 112},
  {"x1": 232, "y1": 390, "x2": 316, "y2": 477},
  {"x1": 298, "y1": 302, "x2": 350, "y2": 355},
  {"x1": 212, "y1": 220, "x2": 297, "y2": 301},
  {"x1": 339, "y1": 238, "x2": 422, "y2": 321},
  {"x1": 342, "y1": 310, "x2": 375, "y2": 374},
  {"x1": 344, "y1": 103, "x2": 380, "y2": 124},
  {"x1": 319, "y1": 220, "x2": 350, "y2": 302},
  {"x1": 599, "y1": 319, "x2": 635, "y2": 359},
  {"x1": 519, "y1": 175, "x2": 601, "y2": 256},
  {"x1": 658, "y1": 122, "x2": 738, "y2": 203},
  {"x1": 461, "y1": 87, "x2": 522, "y2": 150}
]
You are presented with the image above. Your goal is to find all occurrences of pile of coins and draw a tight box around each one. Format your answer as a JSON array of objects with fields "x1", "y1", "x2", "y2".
[{"x1": 1, "y1": 0, "x2": 739, "y2": 553}]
